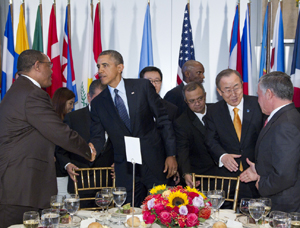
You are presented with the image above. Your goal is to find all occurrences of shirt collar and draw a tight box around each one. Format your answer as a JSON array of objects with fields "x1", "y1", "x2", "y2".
[
  {"x1": 21, "y1": 74, "x2": 41, "y2": 88},
  {"x1": 108, "y1": 77, "x2": 125, "y2": 94},
  {"x1": 226, "y1": 97, "x2": 244, "y2": 112},
  {"x1": 268, "y1": 103, "x2": 290, "y2": 122}
]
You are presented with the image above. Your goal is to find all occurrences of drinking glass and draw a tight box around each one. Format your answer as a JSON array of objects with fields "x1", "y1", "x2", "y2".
[
  {"x1": 112, "y1": 187, "x2": 127, "y2": 225},
  {"x1": 273, "y1": 212, "x2": 290, "y2": 228},
  {"x1": 269, "y1": 211, "x2": 285, "y2": 227},
  {"x1": 240, "y1": 198, "x2": 250, "y2": 224},
  {"x1": 41, "y1": 208, "x2": 60, "y2": 227},
  {"x1": 207, "y1": 190, "x2": 225, "y2": 221},
  {"x1": 260, "y1": 198, "x2": 272, "y2": 225},
  {"x1": 290, "y1": 212, "x2": 300, "y2": 228},
  {"x1": 23, "y1": 211, "x2": 40, "y2": 228},
  {"x1": 50, "y1": 195, "x2": 67, "y2": 217},
  {"x1": 102, "y1": 188, "x2": 113, "y2": 213},
  {"x1": 64, "y1": 194, "x2": 80, "y2": 226},
  {"x1": 249, "y1": 199, "x2": 265, "y2": 227}
]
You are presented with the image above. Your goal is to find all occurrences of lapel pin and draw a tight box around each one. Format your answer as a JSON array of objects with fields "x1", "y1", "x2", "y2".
[
  {"x1": 131, "y1": 92, "x2": 135, "y2": 95},
  {"x1": 247, "y1": 109, "x2": 250, "y2": 113}
]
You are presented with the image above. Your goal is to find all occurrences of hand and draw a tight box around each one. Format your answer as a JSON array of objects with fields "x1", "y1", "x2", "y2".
[
  {"x1": 66, "y1": 163, "x2": 79, "y2": 182},
  {"x1": 88, "y1": 142, "x2": 97, "y2": 162},
  {"x1": 184, "y1": 174, "x2": 200, "y2": 188},
  {"x1": 173, "y1": 172, "x2": 180, "y2": 185},
  {"x1": 240, "y1": 158, "x2": 259, "y2": 183},
  {"x1": 221, "y1": 154, "x2": 241, "y2": 172},
  {"x1": 163, "y1": 156, "x2": 178, "y2": 179},
  {"x1": 111, "y1": 163, "x2": 115, "y2": 179}
]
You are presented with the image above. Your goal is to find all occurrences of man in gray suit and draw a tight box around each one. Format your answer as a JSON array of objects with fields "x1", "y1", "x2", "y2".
[
  {"x1": 0, "y1": 49, "x2": 96, "y2": 227},
  {"x1": 240, "y1": 71, "x2": 300, "y2": 212}
]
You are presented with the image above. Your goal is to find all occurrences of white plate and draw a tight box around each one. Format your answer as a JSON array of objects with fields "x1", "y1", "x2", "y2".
[
  {"x1": 235, "y1": 215, "x2": 270, "y2": 228},
  {"x1": 108, "y1": 207, "x2": 142, "y2": 217},
  {"x1": 7, "y1": 225, "x2": 24, "y2": 228}
]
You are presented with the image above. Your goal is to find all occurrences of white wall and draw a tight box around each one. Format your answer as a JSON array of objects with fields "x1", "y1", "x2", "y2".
[{"x1": 0, "y1": 0, "x2": 295, "y2": 108}]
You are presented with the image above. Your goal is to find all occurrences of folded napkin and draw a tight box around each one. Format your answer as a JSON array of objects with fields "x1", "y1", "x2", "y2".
[
  {"x1": 227, "y1": 219, "x2": 243, "y2": 228},
  {"x1": 80, "y1": 218, "x2": 96, "y2": 228},
  {"x1": 77, "y1": 210, "x2": 93, "y2": 218}
]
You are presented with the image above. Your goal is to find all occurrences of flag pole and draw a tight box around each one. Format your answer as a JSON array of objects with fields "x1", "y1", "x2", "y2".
[
  {"x1": 39, "y1": 0, "x2": 43, "y2": 41},
  {"x1": 90, "y1": 0, "x2": 93, "y2": 20},
  {"x1": 68, "y1": 0, "x2": 71, "y2": 41},
  {"x1": 187, "y1": 0, "x2": 190, "y2": 15},
  {"x1": 98, "y1": 0, "x2": 101, "y2": 28},
  {"x1": 248, "y1": 0, "x2": 251, "y2": 23},
  {"x1": 10, "y1": 0, "x2": 13, "y2": 27},
  {"x1": 53, "y1": 0, "x2": 56, "y2": 16},
  {"x1": 22, "y1": 0, "x2": 25, "y2": 19},
  {"x1": 266, "y1": 0, "x2": 271, "y2": 73}
]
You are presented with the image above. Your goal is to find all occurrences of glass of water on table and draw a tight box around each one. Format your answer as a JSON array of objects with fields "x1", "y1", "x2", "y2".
[
  {"x1": 41, "y1": 208, "x2": 60, "y2": 227},
  {"x1": 112, "y1": 187, "x2": 127, "y2": 225},
  {"x1": 249, "y1": 199, "x2": 265, "y2": 227},
  {"x1": 207, "y1": 190, "x2": 225, "y2": 221},
  {"x1": 64, "y1": 194, "x2": 80, "y2": 227},
  {"x1": 23, "y1": 211, "x2": 40, "y2": 228}
]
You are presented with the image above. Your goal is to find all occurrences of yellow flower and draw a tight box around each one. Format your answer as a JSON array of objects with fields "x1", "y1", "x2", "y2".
[
  {"x1": 162, "y1": 190, "x2": 171, "y2": 200},
  {"x1": 167, "y1": 190, "x2": 189, "y2": 208},
  {"x1": 149, "y1": 184, "x2": 166, "y2": 194},
  {"x1": 185, "y1": 186, "x2": 206, "y2": 199}
]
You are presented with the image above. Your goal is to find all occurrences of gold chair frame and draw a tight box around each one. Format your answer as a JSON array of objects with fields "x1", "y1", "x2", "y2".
[
  {"x1": 74, "y1": 167, "x2": 115, "y2": 210},
  {"x1": 192, "y1": 173, "x2": 240, "y2": 211}
]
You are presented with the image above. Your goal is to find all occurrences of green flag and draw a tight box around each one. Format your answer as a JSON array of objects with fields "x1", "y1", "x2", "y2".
[{"x1": 32, "y1": 6, "x2": 43, "y2": 52}]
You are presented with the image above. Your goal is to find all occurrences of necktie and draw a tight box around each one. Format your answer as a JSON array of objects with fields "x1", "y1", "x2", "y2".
[
  {"x1": 114, "y1": 89, "x2": 131, "y2": 132},
  {"x1": 264, "y1": 119, "x2": 268, "y2": 127},
  {"x1": 233, "y1": 108, "x2": 243, "y2": 171}
]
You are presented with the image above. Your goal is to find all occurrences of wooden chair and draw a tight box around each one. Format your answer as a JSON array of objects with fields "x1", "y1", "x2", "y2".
[
  {"x1": 192, "y1": 173, "x2": 240, "y2": 211},
  {"x1": 74, "y1": 167, "x2": 115, "y2": 210}
]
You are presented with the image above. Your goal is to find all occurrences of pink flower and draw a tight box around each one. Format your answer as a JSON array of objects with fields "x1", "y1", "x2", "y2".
[
  {"x1": 153, "y1": 203, "x2": 165, "y2": 214},
  {"x1": 187, "y1": 205, "x2": 199, "y2": 214},
  {"x1": 159, "y1": 211, "x2": 172, "y2": 225},
  {"x1": 143, "y1": 211, "x2": 156, "y2": 224},
  {"x1": 186, "y1": 213, "x2": 199, "y2": 227}
]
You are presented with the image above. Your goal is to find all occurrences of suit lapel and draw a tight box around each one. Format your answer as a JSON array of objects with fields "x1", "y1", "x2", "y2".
[
  {"x1": 124, "y1": 79, "x2": 137, "y2": 134},
  {"x1": 241, "y1": 96, "x2": 252, "y2": 146},
  {"x1": 187, "y1": 108, "x2": 205, "y2": 136},
  {"x1": 221, "y1": 100, "x2": 240, "y2": 143}
]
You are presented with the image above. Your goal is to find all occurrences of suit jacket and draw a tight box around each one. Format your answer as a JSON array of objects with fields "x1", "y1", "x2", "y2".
[
  {"x1": 174, "y1": 107, "x2": 218, "y2": 176},
  {"x1": 55, "y1": 106, "x2": 114, "y2": 193},
  {"x1": 255, "y1": 103, "x2": 300, "y2": 212},
  {"x1": 0, "y1": 76, "x2": 91, "y2": 209},
  {"x1": 161, "y1": 99, "x2": 178, "y2": 122},
  {"x1": 205, "y1": 95, "x2": 263, "y2": 198},
  {"x1": 164, "y1": 82, "x2": 187, "y2": 116},
  {"x1": 90, "y1": 79, "x2": 176, "y2": 186}
]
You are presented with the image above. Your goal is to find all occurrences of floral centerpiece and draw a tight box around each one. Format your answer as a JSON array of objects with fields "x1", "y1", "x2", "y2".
[{"x1": 142, "y1": 185, "x2": 211, "y2": 228}]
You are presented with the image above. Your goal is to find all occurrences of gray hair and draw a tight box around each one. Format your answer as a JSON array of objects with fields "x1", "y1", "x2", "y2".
[
  {"x1": 182, "y1": 81, "x2": 205, "y2": 100},
  {"x1": 215, "y1": 69, "x2": 242, "y2": 89},
  {"x1": 258, "y1": 71, "x2": 293, "y2": 100}
]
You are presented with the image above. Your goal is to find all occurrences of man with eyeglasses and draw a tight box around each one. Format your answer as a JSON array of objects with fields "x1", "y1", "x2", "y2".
[
  {"x1": 0, "y1": 49, "x2": 96, "y2": 227},
  {"x1": 174, "y1": 81, "x2": 219, "y2": 188},
  {"x1": 164, "y1": 60, "x2": 205, "y2": 116},
  {"x1": 139, "y1": 66, "x2": 178, "y2": 121},
  {"x1": 205, "y1": 69, "x2": 263, "y2": 202}
]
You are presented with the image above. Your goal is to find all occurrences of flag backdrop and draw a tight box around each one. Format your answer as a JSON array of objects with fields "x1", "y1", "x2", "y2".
[
  {"x1": 270, "y1": 2, "x2": 285, "y2": 73},
  {"x1": 1, "y1": 5, "x2": 15, "y2": 100},
  {"x1": 229, "y1": 5, "x2": 243, "y2": 78},
  {"x1": 291, "y1": 7, "x2": 300, "y2": 107},
  {"x1": 13, "y1": 4, "x2": 29, "y2": 81},
  {"x1": 32, "y1": 6, "x2": 43, "y2": 52},
  {"x1": 46, "y1": 5, "x2": 62, "y2": 97},
  {"x1": 176, "y1": 4, "x2": 195, "y2": 85},
  {"x1": 241, "y1": 5, "x2": 252, "y2": 95},
  {"x1": 80, "y1": 5, "x2": 94, "y2": 108},
  {"x1": 138, "y1": 3, "x2": 153, "y2": 75},
  {"x1": 259, "y1": 4, "x2": 269, "y2": 78},
  {"x1": 62, "y1": 6, "x2": 78, "y2": 103},
  {"x1": 93, "y1": 3, "x2": 102, "y2": 80}
]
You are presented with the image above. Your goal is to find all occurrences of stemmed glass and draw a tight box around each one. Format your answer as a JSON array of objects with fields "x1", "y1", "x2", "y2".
[
  {"x1": 272, "y1": 212, "x2": 290, "y2": 228},
  {"x1": 41, "y1": 208, "x2": 60, "y2": 227},
  {"x1": 249, "y1": 199, "x2": 265, "y2": 227},
  {"x1": 95, "y1": 189, "x2": 113, "y2": 223},
  {"x1": 240, "y1": 198, "x2": 250, "y2": 224},
  {"x1": 112, "y1": 187, "x2": 127, "y2": 225},
  {"x1": 260, "y1": 198, "x2": 272, "y2": 225},
  {"x1": 207, "y1": 190, "x2": 225, "y2": 221},
  {"x1": 50, "y1": 195, "x2": 67, "y2": 217},
  {"x1": 64, "y1": 194, "x2": 80, "y2": 227},
  {"x1": 23, "y1": 211, "x2": 40, "y2": 228}
]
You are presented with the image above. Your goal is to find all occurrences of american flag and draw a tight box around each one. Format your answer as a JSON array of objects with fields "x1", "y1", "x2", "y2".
[{"x1": 176, "y1": 4, "x2": 195, "y2": 85}]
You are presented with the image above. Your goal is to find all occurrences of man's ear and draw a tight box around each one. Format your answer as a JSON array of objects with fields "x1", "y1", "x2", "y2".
[
  {"x1": 216, "y1": 88, "x2": 223, "y2": 97},
  {"x1": 266, "y1": 89, "x2": 274, "y2": 100},
  {"x1": 117, "y1": 64, "x2": 124, "y2": 74}
]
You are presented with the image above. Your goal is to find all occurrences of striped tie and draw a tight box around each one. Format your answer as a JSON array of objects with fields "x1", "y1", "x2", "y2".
[{"x1": 114, "y1": 89, "x2": 131, "y2": 132}]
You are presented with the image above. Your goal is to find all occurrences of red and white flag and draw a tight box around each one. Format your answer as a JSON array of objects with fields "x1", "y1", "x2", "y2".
[{"x1": 93, "y1": 3, "x2": 102, "y2": 80}]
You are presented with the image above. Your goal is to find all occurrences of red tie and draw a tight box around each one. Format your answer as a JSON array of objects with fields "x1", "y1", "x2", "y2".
[{"x1": 264, "y1": 119, "x2": 268, "y2": 127}]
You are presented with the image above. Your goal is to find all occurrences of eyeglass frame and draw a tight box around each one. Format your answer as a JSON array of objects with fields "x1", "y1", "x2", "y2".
[
  {"x1": 219, "y1": 85, "x2": 242, "y2": 96},
  {"x1": 186, "y1": 95, "x2": 205, "y2": 105},
  {"x1": 148, "y1": 79, "x2": 162, "y2": 85},
  {"x1": 39, "y1": 61, "x2": 53, "y2": 69}
]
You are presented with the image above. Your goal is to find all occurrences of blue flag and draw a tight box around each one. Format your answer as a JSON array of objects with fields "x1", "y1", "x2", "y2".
[{"x1": 259, "y1": 5, "x2": 268, "y2": 78}]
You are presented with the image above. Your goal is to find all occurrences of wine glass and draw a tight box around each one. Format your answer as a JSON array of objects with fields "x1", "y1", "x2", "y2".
[
  {"x1": 112, "y1": 187, "x2": 127, "y2": 225},
  {"x1": 273, "y1": 212, "x2": 290, "y2": 228},
  {"x1": 249, "y1": 199, "x2": 265, "y2": 227},
  {"x1": 240, "y1": 198, "x2": 250, "y2": 224},
  {"x1": 41, "y1": 208, "x2": 60, "y2": 227},
  {"x1": 50, "y1": 195, "x2": 67, "y2": 217},
  {"x1": 102, "y1": 188, "x2": 113, "y2": 213},
  {"x1": 260, "y1": 198, "x2": 272, "y2": 225},
  {"x1": 23, "y1": 211, "x2": 40, "y2": 228},
  {"x1": 207, "y1": 190, "x2": 225, "y2": 221},
  {"x1": 64, "y1": 194, "x2": 80, "y2": 227},
  {"x1": 290, "y1": 212, "x2": 300, "y2": 228}
]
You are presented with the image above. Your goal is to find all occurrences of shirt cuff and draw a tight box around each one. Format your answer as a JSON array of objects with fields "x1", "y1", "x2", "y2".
[
  {"x1": 219, "y1": 153, "x2": 228, "y2": 167},
  {"x1": 64, "y1": 162, "x2": 71, "y2": 170}
]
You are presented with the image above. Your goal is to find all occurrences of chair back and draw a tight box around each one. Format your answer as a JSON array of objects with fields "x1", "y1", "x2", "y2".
[
  {"x1": 74, "y1": 167, "x2": 115, "y2": 210},
  {"x1": 192, "y1": 174, "x2": 240, "y2": 211}
]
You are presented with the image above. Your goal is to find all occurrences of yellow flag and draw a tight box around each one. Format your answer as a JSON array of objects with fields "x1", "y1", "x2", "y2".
[{"x1": 15, "y1": 5, "x2": 29, "y2": 55}]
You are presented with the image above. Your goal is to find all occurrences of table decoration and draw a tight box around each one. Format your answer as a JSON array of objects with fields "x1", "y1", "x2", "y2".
[{"x1": 142, "y1": 185, "x2": 211, "y2": 228}]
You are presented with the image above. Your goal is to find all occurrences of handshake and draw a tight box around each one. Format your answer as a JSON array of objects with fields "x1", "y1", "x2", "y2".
[{"x1": 88, "y1": 142, "x2": 97, "y2": 162}]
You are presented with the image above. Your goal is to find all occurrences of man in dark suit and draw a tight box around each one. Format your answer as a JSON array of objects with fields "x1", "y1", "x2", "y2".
[
  {"x1": 205, "y1": 69, "x2": 263, "y2": 200},
  {"x1": 240, "y1": 71, "x2": 300, "y2": 212},
  {"x1": 139, "y1": 66, "x2": 178, "y2": 121},
  {"x1": 174, "y1": 82, "x2": 218, "y2": 188},
  {"x1": 90, "y1": 50, "x2": 177, "y2": 206},
  {"x1": 55, "y1": 80, "x2": 114, "y2": 208},
  {"x1": 0, "y1": 50, "x2": 95, "y2": 227},
  {"x1": 164, "y1": 60, "x2": 205, "y2": 116}
]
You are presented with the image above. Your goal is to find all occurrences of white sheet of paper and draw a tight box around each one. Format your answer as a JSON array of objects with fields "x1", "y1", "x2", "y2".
[{"x1": 124, "y1": 136, "x2": 142, "y2": 164}]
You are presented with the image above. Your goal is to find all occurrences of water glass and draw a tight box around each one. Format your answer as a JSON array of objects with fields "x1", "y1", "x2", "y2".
[
  {"x1": 41, "y1": 208, "x2": 60, "y2": 227},
  {"x1": 240, "y1": 198, "x2": 250, "y2": 224},
  {"x1": 207, "y1": 190, "x2": 225, "y2": 221},
  {"x1": 113, "y1": 187, "x2": 127, "y2": 225},
  {"x1": 64, "y1": 194, "x2": 80, "y2": 226},
  {"x1": 50, "y1": 195, "x2": 67, "y2": 217},
  {"x1": 260, "y1": 198, "x2": 271, "y2": 225},
  {"x1": 273, "y1": 212, "x2": 290, "y2": 228},
  {"x1": 249, "y1": 199, "x2": 265, "y2": 227},
  {"x1": 23, "y1": 211, "x2": 40, "y2": 228},
  {"x1": 289, "y1": 212, "x2": 300, "y2": 228}
]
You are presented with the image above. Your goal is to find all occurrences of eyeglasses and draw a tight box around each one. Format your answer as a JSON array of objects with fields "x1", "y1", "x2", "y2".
[
  {"x1": 39, "y1": 61, "x2": 53, "y2": 69},
  {"x1": 148, "y1": 79, "x2": 162, "y2": 85},
  {"x1": 186, "y1": 96, "x2": 205, "y2": 105},
  {"x1": 220, "y1": 86, "x2": 242, "y2": 96}
]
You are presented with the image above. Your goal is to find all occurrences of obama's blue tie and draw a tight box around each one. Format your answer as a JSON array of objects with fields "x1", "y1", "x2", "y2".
[{"x1": 114, "y1": 89, "x2": 131, "y2": 132}]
